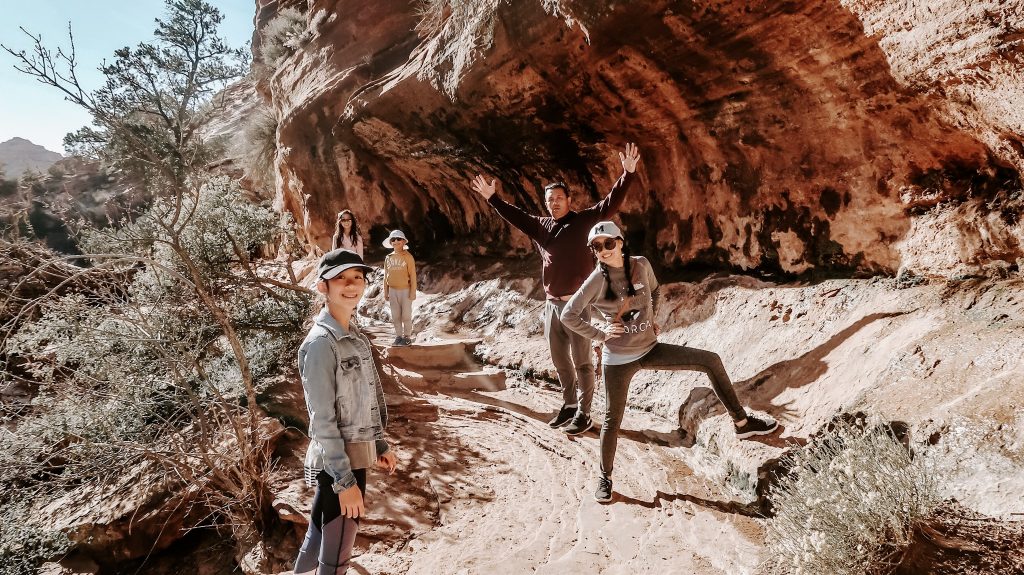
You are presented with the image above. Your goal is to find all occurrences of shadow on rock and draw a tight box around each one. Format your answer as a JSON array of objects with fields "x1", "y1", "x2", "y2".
[
  {"x1": 613, "y1": 490, "x2": 763, "y2": 517},
  {"x1": 677, "y1": 311, "x2": 908, "y2": 439}
]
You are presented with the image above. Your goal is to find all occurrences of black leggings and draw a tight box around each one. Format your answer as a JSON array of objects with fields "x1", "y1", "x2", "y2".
[
  {"x1": 600, "y1": 342, "x2": 746, "y2": 474},
  {"x1": 293, "y1": 469, "x2": 368, "y2": 575}
]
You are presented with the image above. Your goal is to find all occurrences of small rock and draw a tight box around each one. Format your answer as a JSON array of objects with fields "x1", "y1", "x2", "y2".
[
  {"x1": 36, "y1": 557, "x2": 99, "y2": 575},
  {"x1": 982, "y1": 260, "x2": 1012, "y2": 279},
  {"x1": 896, "y1": 266, "x2": 926, "y2": 289}
]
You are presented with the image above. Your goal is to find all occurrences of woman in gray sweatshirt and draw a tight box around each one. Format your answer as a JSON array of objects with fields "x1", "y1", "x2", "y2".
[{"x1": 560, "y1": 221, "x2": 777, "y2": 503}]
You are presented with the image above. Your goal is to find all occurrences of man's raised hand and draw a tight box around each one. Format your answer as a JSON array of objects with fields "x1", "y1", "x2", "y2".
[
  {"x1": 471, "y1": 174, "x2": 498, "y2": 200},
  {"x1": 619, "y1": 143, "x2": 640, "y2": 173}
]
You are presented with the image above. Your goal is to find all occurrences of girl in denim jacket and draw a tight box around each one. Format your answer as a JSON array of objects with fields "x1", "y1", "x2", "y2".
[{"x1": 293, "y1": 248, "x2": 399, "y2": 575}]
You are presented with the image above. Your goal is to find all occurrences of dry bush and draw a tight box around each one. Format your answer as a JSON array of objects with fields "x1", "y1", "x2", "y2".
[
  {"x1": 763, "y1": 419, "x2": 941, "y2": 575},
  {"x1": 413, "y1": 0, "x2": 589, "y2": 98},
  {"x1": 0, "y1": 177, "x2": 311, "y2": 570},
  {"x1": 413, "y1": 0, "x2": 503, "y2": 98},
  {"x1": 235, "y1": 105, "x2": 279, "y2": 194},
  {"x1": 259, "y1": 7, "x2": 308, "y2": 69}
]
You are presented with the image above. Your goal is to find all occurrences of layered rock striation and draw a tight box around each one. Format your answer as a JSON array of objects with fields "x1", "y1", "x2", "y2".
[{"x1": 252, "y1": 0, "x2": 1023, "y2": 276}]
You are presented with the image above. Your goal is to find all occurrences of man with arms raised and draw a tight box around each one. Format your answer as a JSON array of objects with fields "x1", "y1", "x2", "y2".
[{"x1": 470, "y1": 143, "x2": 640, "y2": 435}]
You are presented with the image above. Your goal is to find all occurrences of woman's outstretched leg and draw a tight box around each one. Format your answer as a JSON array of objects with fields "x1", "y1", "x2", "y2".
[
  {"x1": 638, "y1": 342, "x2": 746, "y2": 420},
  {"x1": 638, "y1": 342, "x2": 777, "y2": 437}
]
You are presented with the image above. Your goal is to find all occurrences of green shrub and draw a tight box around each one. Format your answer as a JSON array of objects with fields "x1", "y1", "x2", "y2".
[
  {"x1": 2, "y1": 1, "x2": 292, "y2": 566},
  {"x1": 2, "y1": 175, "x2": 312, "y2": 567},
  {"x1": 0, "y1": 178, "x2": 16, "y2": 198},
  {"x1": 0, "y1": 498, "x2": 72, "y2": 575}
]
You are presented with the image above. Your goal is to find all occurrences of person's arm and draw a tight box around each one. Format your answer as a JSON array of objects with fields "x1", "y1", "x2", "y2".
[
  {"x1": 587, "y1": 143, "x2": 641, "y2": 219},
  {"x1": 300, "y1": 336, "x2": 357, "y2": 493},
  {"x1": 406, "y1": 253, "x2": 417, "y2": 300},
  {"x1": 472, "y1": 175, "x2": 547, "y2": 242},
  {"x1": 355, "y1": 235, "x2": 364, "y2": 259},
  {"x1": 367, "y1": 344, "x2": 394, "y2": 469},
  {"x1": 644, "y1": 258, "x2": 661, "y2": 315},
  {"x1": 383, "y1": 254, "x2": 390, "y2": 299},
  {"x1": 560, "y1": 271, "x2": 608, "y2": 341},
  {"x1": 640, "y1": 257, "x2": 662, "y2": 334}
]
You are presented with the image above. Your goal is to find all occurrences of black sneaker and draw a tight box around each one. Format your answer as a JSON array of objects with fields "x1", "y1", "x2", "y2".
[
  {"x1": 563, "y1": 412, "x2": 593, "y2": 436},
  {"x1": 594, "y1": 473, "x2": 613, "y2": 503},
  {"x1": 735, "y1": 414, "x2": 778, "y2": 439},
  {"x1": 547, "y1": 405, "x2": 577, "y2": 428}
]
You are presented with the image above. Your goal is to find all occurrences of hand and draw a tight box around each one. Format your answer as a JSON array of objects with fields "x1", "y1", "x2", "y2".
[
  {"x1": 653, "y1": 322, "x2": 661, "y2": 336},
  {"x1": 376, "y1": 451, "x2": 398, "y2": 474},
  {"x1": 409, "y1": 293, "x2": 417, "y2": 302},
  {"x1": 602, "y1": 322, "x2": 625, "y2": 340},
  {"x1": 338, "y1": 484, "x2": 364, "y2": 518},
  {"x1": 619, "y1": 142, "x2": 640, "y2": 173},
  {"x1": 471, "y1": 174, "x2": 498, "y2": 199}
]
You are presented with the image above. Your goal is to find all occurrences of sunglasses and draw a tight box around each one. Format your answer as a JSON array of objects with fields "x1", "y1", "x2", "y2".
[
  {"x1": 339, "y1": 218, "x2": 353, "y2": 222},
  {"x1": 390, "y1": 238, "x2": 406, "y2": 243},
  {"x1": 589, "y1": 238, "x2": 619, "y2": 252}
]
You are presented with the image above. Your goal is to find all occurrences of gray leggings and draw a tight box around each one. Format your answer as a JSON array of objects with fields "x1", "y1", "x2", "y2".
[
  {"x1": 294, "y1": 469, "x2": 367, "y2": 574},
  {"x1": 600, "y1": 342, "x2": 746, "y2": 474}
]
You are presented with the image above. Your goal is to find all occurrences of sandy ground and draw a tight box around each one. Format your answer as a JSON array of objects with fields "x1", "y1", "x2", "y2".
[
  {"x1": 349, "y1": 336, "x2": 767, "y2": 575},
  {"x1": 271, "y1": 269, "x2": 1024, "y2": 575}
]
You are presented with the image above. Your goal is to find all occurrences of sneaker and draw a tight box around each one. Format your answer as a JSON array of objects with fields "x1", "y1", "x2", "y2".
[
  {"x1": 563, "y1": 412, "x2": 593, "y2": 436},
  {"x1": 594, "y1": 473, "x2": 613, "y2": 503},
  {"x1": 547, "y1": 405, "x2": 577, "y2": 428},
  {"x1": 403, "y1": 336, "x2": 414, "y2": 345},
  {"x1": 392, "y1": 336, "x2": 405, "y2": 347},
  {"x1": 735, "y1": 414, "x2": 778, "y2": 439}
]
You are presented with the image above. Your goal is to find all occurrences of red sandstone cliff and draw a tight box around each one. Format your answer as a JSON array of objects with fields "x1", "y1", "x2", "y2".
[{"x1": 248, "y1": 0, "x2": 1023, "y2": 276}]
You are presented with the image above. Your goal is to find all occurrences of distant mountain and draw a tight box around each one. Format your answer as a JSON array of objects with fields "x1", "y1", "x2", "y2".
[{"x1": 0, "y1": 137, "x2": 63, "y2": 179}]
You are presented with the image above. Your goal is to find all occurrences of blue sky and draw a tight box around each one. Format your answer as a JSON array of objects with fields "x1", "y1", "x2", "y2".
[{"x1": 0, "y1": 1, "x2": 254, "y2": 153}]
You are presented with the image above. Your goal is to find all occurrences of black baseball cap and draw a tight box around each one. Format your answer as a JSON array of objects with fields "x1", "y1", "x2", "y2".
[{"x1": 318, "y1": 249, "x2": 373, "y2": 280}]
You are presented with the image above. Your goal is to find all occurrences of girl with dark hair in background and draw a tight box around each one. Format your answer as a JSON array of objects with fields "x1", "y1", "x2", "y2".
[
  {"x1": 561, "y1": 221, "x2": 777, "y2": 503},
  {"x1": 331, "y1": 210, "x2": 363, "y2": 258}
]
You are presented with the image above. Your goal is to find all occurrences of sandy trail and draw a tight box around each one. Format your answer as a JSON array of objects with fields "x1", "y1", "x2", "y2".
[
  {"x1": 274, "y1": 274, "x2": 1024, "y2": 575},
  {"x1": 349, "y1": 330, "x2": 766, "y2": 575}
]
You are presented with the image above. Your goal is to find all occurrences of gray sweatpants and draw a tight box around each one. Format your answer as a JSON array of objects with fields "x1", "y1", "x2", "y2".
[
  {"x1": 600, "y1": 342, "x2": 746, "y2": 474},
  {"x1": 388, "y1": 288, "x2": 413, "y2": 337},
  {"x1": 543, "y1": 299, "x2": 595, "y2": 415}
]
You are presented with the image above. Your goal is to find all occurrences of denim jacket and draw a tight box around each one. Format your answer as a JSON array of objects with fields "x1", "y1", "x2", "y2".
[{"x1": 299, "y1": 309, "x2": 389, "y2": 493}]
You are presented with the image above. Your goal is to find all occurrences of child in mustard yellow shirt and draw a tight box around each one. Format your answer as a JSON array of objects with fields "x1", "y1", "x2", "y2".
[{"x1": 382, "y1": 230, "x2": 417, "y2": 346}]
